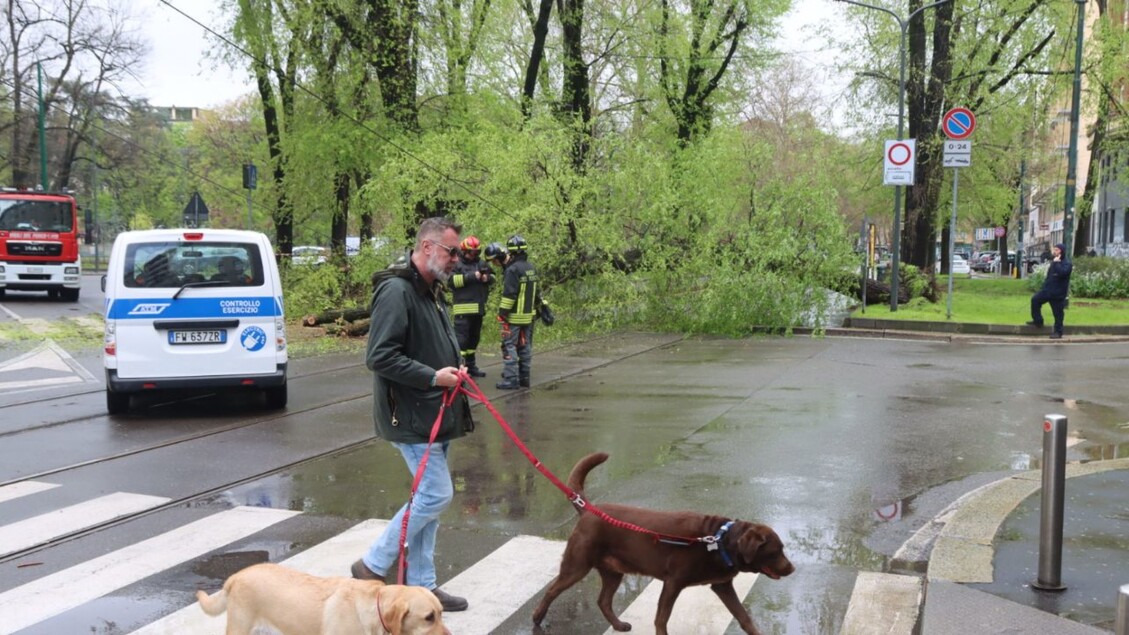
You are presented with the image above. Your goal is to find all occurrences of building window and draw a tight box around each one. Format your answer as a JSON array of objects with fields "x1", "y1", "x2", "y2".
[{"x1": 1110, "y1": 210, "x2": 1117, "y2": 243}]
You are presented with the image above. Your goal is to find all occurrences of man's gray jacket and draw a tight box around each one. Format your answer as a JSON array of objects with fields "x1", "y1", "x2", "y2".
[{"x1": 366, "y1": 256, "x2": 473, "y2": 444}]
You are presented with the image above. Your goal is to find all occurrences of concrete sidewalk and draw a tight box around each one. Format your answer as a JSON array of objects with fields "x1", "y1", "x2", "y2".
[{"x1": 822, "y1": 321, "x2": 1129, "y2": 634}]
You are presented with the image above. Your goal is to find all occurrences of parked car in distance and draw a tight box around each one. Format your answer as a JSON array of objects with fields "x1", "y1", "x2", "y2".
[
  {"x1": 935, "y1": 254, "x2": 972, "y2": 275},
  {"x1": 951, "y1": 254, "x2": 971, "y2": 275},
  {"x1": 971, "y1": 251, "x2": 998, "y2": 272},
  {"x1": 291, "y1": 245, "x2": 327, "y2": 266}
]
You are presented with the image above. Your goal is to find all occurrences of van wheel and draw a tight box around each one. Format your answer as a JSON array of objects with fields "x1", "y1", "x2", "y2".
[
  {"x1": 264, "y1": 384, "x2": 287, "y2": 410},
  {"x1": 106, "y1": 389, "x2": 130, "y2": 415},
  {"x1": 61, "y1": 288, "x2": 80, "y2": 302}
]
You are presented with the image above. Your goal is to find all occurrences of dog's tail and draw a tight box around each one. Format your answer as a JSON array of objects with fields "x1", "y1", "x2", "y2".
[
  {"x1": 568, "y1": 452, "x2": 608, "y2": 503},
  {"x1": 195, "y1": 589, "x2": 228, "y2": 616}
]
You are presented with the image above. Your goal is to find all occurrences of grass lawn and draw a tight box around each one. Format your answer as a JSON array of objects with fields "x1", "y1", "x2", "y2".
[{"x1": 854, "y1": 276, "x2": 1129, "y2": 325}]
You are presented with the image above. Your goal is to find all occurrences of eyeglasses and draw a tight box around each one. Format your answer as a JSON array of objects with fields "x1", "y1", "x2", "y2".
[{"x1": 425, "y1": 240, "x2": 460, "y2": 257}]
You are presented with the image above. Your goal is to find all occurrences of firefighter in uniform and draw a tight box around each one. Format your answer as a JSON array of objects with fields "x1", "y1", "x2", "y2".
[
  {"x1": 496, "y1": 235, "x2": 540, "y2": 390},
  {"x1": 450, "y1": 236, "x2": 494, "y2": 377}
]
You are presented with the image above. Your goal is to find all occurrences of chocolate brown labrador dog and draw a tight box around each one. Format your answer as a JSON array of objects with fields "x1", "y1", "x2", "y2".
[{"x1": 532, "y1": 453, "x2": 794, "y2": 635}]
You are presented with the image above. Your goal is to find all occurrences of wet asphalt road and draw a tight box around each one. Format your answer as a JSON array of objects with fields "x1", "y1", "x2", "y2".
[{"x1": 2, "y1": 282, "x2": 1128, "y2": 633}]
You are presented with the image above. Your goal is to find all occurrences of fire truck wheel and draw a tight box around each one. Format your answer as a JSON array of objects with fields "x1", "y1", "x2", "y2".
[{"x1": 61, "y1": 288, "x2": 80, "y2": 302}]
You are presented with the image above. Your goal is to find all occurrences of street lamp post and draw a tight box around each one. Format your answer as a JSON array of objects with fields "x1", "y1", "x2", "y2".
[
  {"x1": 835, "y1": 0, "x2": 955, "y2": 311},
  {"x1": 1062, "y1": 0, "x2": 1087, "y2": 255}
]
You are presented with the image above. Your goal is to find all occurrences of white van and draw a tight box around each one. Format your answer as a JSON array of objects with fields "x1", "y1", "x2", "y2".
[{"x1": 102, "y1": 229, "x2": 287, "y2": 414}]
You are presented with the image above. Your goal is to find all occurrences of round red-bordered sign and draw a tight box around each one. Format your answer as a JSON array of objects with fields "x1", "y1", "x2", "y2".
[
  {"x1": 887, "y1": 142, "x2": 913, "y2": 166},
  {"x1": 943, "y1": 107, "x2": 976, "y2": 140}
]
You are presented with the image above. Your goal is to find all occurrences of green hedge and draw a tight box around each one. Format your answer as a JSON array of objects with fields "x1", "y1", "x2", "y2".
[{"x1": 1026, "y1": 256, "x2": 1129, "y2": 299}]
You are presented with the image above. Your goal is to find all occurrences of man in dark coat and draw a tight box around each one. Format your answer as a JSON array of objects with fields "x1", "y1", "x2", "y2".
[
  {"x1": 1028, "y1": 242, "x2": 1073, "y2": 339},
  {"x1": 351, "y1": 216, "x2": 472, "y2": 612}
]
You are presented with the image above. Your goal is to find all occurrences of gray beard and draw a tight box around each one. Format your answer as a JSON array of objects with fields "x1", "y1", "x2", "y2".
[{"x1": 427, "y1": 250, "x2": 451, "y2": 283}]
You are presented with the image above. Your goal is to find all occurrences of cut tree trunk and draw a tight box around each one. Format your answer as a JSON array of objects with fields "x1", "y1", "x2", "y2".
[{"x1": 303, "y1": 307, "x2": 369, "y2": 326}]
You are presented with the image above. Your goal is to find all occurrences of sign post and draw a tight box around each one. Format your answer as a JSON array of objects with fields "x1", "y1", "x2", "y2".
[
  {"x1": 242, "y1": 164, "x2": 257, "y2": 230},
  {"x1": 941, "y1": 107, "x2": 976, "y2": 319}
]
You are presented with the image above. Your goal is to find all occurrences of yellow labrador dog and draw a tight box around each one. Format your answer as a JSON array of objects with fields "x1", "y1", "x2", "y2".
[{"x1": 196, "y1": 563, "x2": 449, "y2": 635}]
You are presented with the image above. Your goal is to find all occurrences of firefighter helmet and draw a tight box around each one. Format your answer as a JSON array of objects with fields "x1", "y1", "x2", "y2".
[
  {"x1": 460, "y1": 235, "x2": 481, "y2": 253},
  {"x1": 484, "y1": 242, "x2": 507, "y2": 262},
  {"x1": 506, "y1": 234, "x2": 527, "y2": 252}
]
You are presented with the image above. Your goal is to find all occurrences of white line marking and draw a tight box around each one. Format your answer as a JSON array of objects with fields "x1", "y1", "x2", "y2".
[
  {"x1": 130, "y1": 518, "x2": 388, "y2": 635},
  {"x1": 0, "y1": 492, "x2": 170, "y2": 558},
  {"x1": 0, "y1": 302, "x2": 21, "y2": 321},
  {"x1": 440, "y1": 535, "x2": 567, "y2": 634},
  {"x1": 0, "y1": 506, "x2": 298, "y2": 634},
  {"x1": 602, "y1": 572, "x2": 759, "y2": 635},
  {"x1": 0, "y1": 481, "x2": 60, "y2": 504},
  {"x1": 47, "y1": 339, "x2": 98, "y2": 382}
]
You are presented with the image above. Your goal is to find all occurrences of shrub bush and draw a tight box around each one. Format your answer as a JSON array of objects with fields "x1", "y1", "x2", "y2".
[{"x1": 1026, "y1": 256, "x2": 1129, "y2": 299}]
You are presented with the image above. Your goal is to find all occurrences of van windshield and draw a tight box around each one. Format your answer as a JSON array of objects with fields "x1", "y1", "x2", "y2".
[{"x1": 124, "y1": 241, "x2": 265, "y2": 288}]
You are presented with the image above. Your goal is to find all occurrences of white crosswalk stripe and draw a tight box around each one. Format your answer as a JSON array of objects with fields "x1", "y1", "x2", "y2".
[
  {"x1": 0, "y1": 506, "x2": 298, "y2": 634},
  {"x1": 0, "y1": 480, "x2": 59, "y2": 504},
  {"x1": 0, "y1": 491, "x2": 170, "y2": 557},
  {"x1": 2, "y1": 484, "x2": 765, "y2": 635},
  {"x1": 441, "y1": 535, "x2": 567, "y2": 634},
  {"x1": 131, "y1": 518, "x2": 389, "y2": 635},
  {"x1": 602, "y1": 572, "x2": 759, "y2": 635}
]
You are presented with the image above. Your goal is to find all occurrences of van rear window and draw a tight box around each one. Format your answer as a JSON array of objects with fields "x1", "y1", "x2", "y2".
[{"x1": 124, "y1": 242, "x2": 265, "y2": 288}]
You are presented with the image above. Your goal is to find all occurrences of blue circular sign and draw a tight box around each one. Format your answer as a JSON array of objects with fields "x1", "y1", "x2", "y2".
[
  {"x1": 942, "y1": 107, "x2": 976, "y2": 140},
  {"x1": 240, "y1": 326, "x2": 267, "y2": 352}
]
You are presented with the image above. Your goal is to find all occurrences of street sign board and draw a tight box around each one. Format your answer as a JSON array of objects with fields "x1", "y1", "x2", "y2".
[
  {"x1": 943, "y1": 154, "x2": 971, "y2": 168},
  {"x1": 995, "y1": 226, "x2": 1006, "y2": 237},
  {"x1": 975, "y1": 227, "x2": 995, "y2": 241},
  {"x1": 182, "y1": 192, "x2": 210, "y2": 228},
  {"x1": 943, "y1": 139, "x2": 972, "y2": 168},
  {"x1": 883, "y1": 139, "x2": 916, "y2": 185},
  {"x1": 942, "y1": 107, "x2": 976, "y2": 139}
]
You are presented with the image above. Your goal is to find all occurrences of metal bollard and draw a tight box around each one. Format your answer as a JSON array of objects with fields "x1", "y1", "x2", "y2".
[
  {"x1": 1117, "y1": 584, "x2": 1129, "y2": 635},
  {"x1": 1032, "y1": 414, "x2": 1067, "y2": 591}
]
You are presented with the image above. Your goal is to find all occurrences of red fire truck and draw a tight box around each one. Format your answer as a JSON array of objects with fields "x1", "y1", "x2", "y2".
[{"x1": 0, "y1": 187, "x2": 83, "y2": 301}]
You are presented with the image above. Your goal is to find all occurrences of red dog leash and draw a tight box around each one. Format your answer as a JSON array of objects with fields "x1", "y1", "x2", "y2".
[{"x1": 396, "y1": 371, "x2": 723, "y2": 582}]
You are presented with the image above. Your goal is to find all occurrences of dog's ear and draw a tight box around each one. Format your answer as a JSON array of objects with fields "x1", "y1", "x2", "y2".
[
  {"x1": 735, "y1": 523, "x2": 767, "y2": 567},
  {"x1": 380, "y1": 586, "x2": 410, "y2": 635}
]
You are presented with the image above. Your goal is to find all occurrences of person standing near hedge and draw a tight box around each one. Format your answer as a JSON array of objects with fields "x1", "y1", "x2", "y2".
[{"x1": 1027, "y1": 242, "x2": 1072, "y2": 340}]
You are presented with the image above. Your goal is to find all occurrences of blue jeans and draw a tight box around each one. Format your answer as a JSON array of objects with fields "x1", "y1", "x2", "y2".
[{"x1": 362, "y1": 442, "x2": 453, "y2": 589}]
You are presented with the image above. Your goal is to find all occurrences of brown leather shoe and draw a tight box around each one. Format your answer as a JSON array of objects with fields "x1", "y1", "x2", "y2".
[
  {"x1": 350, "y1": 559, "x2": 385, "y2": 582},
  {"x1": 430, "y1": 587, "x2": 468, "y2": 612}
]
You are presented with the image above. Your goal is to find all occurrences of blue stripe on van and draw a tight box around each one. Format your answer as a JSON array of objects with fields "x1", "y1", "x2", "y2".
[{"x1": 106, "y1": 297, "x2": 283, "y2": 320}]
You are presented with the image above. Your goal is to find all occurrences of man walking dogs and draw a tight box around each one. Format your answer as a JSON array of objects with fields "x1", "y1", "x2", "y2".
[
  {"x1": 1028, "y1": 242, "x2": 1073, "y2": 339},
  {"x1": 352, "y1": 216, "x2": 472, "y2": 612}
]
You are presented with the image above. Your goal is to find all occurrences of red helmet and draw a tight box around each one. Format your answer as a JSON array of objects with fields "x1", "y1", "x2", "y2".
[{"x1": 460, "y1": 236, "x2": 481, "y2": 252}]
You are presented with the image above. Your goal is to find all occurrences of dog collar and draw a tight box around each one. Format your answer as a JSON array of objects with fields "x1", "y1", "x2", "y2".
[
  {"x1": 376, "y1": 592, "x2": 391, "y2": 633},
  {"x1": 705, "y1": 520, "x2": 736, "y2": 567}
]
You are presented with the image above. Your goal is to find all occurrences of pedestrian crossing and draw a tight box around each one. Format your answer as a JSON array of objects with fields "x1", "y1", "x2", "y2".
[{"x1": 0, "y1": 480, "x2": 771, "y2": 634}]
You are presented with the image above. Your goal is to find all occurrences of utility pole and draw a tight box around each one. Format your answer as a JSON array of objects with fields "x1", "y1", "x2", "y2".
[
  {"x1": 1062, "y1": 0, "x2": 1087, "y2": 255},
  {"x1": 835, "y1": 0, "x2": 955, "y2": 311},
  {"x1": 38, "y1": 63, "x2": 48, "y2": 189}
]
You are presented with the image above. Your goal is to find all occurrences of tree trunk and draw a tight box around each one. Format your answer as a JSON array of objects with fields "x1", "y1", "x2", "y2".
[
  {"x1": 303, "y1": 307, "x2": 370, "y2": 326},
  {"x1": 559, "y1": 0, "x2": 590, "y2": 169},
  {"x1": 521, "y1": 0, "x2": 554, "y2": 119}
]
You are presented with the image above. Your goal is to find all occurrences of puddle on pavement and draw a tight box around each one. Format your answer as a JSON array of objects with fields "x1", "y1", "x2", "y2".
[{"x1": 192, "y1": 549, "x2": 269, "y2": 579}]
